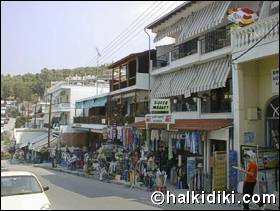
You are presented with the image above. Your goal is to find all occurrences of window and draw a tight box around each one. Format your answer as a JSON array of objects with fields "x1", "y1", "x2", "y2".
[
  {"x1": 201, "y1": 78, "x2": 232, "y2": 113},
  {"x1": 171, "y1": 95, "x2": 197, "y2": 112},
  {"x1": 1, "y1": 176, "x2": 43, "y2": 197},
  {"x1": 120, "y1": 65, "x2": 127, "y2": 82},
  {"x1": 113, "y1": 68, "x2": 120, "y2": 91}
]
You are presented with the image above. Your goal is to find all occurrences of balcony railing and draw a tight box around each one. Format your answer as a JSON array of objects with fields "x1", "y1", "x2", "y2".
[
  {"x1": 231, "y1": 14, "x2": 279, "y2": 52},
  {"x1": 152, "y1": 52, "x2": 169, "y2": 70},
  {"x1": 200, "y1": 27, "x2": 230, "y2": 54},
  {"x1": 152, "y1": 27, "x2": 230, "y2": 71}
]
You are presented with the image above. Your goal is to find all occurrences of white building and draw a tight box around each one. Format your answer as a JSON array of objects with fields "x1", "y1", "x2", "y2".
[
  {"x1": 44, "y1": 78, "x2": 110, "y2": 126},
  {"x1": 30, "y1": 102, "x2": 49, "y2": 128},
  {"x1": 144, "y1": 1, "x2": 261, "y2": 192},
  {"x1": 231, "y1": 1, "x2": 279, "y2": 194}
]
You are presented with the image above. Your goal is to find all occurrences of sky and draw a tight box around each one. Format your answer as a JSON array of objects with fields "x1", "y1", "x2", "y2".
[{"x1": 1, "y1": 1, "x2": 185, "y2": 75}]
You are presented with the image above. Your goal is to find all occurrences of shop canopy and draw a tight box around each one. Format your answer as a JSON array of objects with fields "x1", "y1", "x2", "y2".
[
  {"x1": 30, "y1": 136, "x2": 57, "y2": 152},
  {"x1": 72, "y1": 123, "x2": 106, "y2": 134},
  {"x1": 75, "y1": 95, "x2": 108, "y2": 109},
  {"x1": 150, "y1": 56, "x2": 230, "y2": 99},
  {"x1": 128, "y1": 119, "x2": 233, "y2": 131}
]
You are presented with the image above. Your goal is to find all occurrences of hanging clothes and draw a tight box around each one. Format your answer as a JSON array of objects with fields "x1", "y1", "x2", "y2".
[
  {"x1": 185, "y1": 132, "x2": 191, "y2": 151},
  {"x1": 168, "y1": 134, "x2": 173, "y2": 160}
]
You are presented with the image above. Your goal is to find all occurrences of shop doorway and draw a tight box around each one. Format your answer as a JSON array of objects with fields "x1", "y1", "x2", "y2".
[{"x1": 265, "y1": 96, "x2": 279, "y2": 149}]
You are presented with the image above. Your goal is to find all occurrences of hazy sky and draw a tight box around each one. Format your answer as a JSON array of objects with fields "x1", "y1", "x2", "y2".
[{"x1": 1, "y1": 1, "x2": 184, "y2": 75}]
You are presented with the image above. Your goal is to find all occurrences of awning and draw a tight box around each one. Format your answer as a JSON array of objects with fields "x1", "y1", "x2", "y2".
[
  {"x1": 72, "y1": 123, "x2": 107, "y2": 133},
  {"x1": 177, "y1": 1, "x2": 231, "y2": 44},
  {"x1": 31, "y1": 137, "x2": 57, "y2": 152},
  {"x1": 75, "y1": 96, "x2": 107, "y2": 109},
  {"x1": 154, "y1": 17, "x2": 187, "y2": 42},
  {"x1": 75, "y1": 101, "x2": 83, "y2": 109},
  {"x1": 151, "y1": 57, "x2": 231, "y2": 98},
  {"x1": 128, "y1": 119, "x2": 233, "y2": 131}
]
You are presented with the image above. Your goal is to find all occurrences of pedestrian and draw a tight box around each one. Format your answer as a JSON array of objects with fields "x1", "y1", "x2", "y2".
[{"x1": 238, "y1": 150, "x2": 258, "y2": 210}]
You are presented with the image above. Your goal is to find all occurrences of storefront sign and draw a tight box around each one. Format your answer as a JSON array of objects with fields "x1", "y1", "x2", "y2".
[
  {"x1": 272, "y1": 68, "x2": 279, "y2": 93},
  {"x1": 150, "y1": 99, "x2": 170, "y2": 112},
  {"x1": 145, "y1": 114, "x2": 174, "y2": 124}
]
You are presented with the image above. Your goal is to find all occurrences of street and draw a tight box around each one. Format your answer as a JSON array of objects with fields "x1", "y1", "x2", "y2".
[{"x1": 1, "y1": 160, "x2": 246, "y2": 210}]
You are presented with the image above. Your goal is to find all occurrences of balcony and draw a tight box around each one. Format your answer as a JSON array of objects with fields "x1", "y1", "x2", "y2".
[
  {"x1": 152, "y1": 27, "x2": 231, "y2": 75},
  {"x1": 231, "y1": 14, "x2": 279, "y2": 61},
  {"x1": 52, "y1": 102, "x2": 71, "y2": 112}
]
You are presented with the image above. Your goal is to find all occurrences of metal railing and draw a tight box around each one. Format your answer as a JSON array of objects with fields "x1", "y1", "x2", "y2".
[{"x1": 200, "y1": 27, "x2": 231, "y2": 54}]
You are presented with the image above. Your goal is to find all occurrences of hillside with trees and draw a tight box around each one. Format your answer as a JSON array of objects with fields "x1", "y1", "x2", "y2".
[{"x1": 1, "y1": 65, "x2": 110, "y2": 102}]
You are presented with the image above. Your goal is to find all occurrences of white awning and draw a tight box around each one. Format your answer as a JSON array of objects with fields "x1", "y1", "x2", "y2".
[
  {"x1": 150, "y1": 57, "x2": 231, "y2": 98},
  {"x1": 177, "y1": 1, "x2": 231, "y2": 44},
  {"x1": 31, "y1": 137, "x2": 57, "y2": 152},
  {"x1": 154, "y1": 17, "x2": 187, "y2": 42}
]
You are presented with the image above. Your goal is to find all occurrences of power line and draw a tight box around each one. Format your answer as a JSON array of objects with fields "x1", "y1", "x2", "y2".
[
  {"x1": 85, "y1": 1, "x2": 162, "y2": 67},
  {"x1": 99, "y1": 1, "x2": 179, "y2": 64},
  {"x1": 88, "y1": 1, "x2": 180, "y2": 66},
  {"x1": 87, "y1": 1, "x2": 168, "y2": 66},
  {"x1": 99, "y1": 1, "x2": 160, "y2": 55},
  {"x1": 99, "y1": 1, "x2": 180, "y2": 64}
]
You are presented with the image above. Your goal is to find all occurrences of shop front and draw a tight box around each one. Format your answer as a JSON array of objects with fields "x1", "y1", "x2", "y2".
[{"x1": 128, "y1": 118, "x2": 233, "y2": 192}]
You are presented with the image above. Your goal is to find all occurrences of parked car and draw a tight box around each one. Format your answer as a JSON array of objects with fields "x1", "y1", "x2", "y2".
[{"x1": 1, "y1": 171, "x2": 51, "y2": 210}]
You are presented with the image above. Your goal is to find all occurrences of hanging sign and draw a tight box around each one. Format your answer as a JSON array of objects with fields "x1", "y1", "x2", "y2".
[
  {"x1": 150, "y1": 99, "x2": 170, "y2": 112},
  {"x1": 145, "y1": 114, "x2": 174, "y2": 124},
  {"x1": 272, "y1": 68, "x2": 279, "y2": 93}
]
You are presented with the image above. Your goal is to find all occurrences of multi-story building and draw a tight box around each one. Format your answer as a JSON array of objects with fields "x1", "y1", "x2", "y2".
[
  {"x1": 136, "y1": 1, "x2": 262, "y2": 192},
  {"x1": 108, "y1": 49, "x2": 156, "y2": 126},
  {"x1": 44, "y1": 76, "x2": 110, "y2": 126},
  {"x1": 231, "y1": 1, "x2": 279, "y2": 193},
  {"x1": 73, "y1": 93, "x2": 110, "y2": 151},
  {"x1": 30, "y1": 102, "x2": 49, "y2": 128}
]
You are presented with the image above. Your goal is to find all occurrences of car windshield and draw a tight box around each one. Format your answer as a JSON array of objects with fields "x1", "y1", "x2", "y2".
[{"x1": 1, "y1": 175, "x2": 43, "y2": 197}]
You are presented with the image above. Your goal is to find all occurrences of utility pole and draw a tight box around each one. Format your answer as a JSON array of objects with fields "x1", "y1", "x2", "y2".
[
  {"x1": 34, "y1": 103, "x2": 37, "y2": 128},
  {"x1": 47, "y1": 93, "x2": 53, "y2": 149}
]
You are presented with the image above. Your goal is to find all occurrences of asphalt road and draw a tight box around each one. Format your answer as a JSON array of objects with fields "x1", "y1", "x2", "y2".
[{"x1": 2, "y1": 160, "x2": 252, "y2": 210}]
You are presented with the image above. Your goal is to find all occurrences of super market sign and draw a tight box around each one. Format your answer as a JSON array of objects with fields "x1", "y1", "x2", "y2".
[{"x1": 150, "y1": 99, "x2": 170, "y2": 112}]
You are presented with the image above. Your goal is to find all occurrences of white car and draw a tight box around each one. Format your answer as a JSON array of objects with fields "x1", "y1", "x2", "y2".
[{"x1": 1, "y1": 171, "x2": 51, "y2": 210}]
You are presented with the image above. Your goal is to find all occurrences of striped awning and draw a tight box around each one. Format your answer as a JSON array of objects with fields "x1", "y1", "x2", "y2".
[
  {"x1": 178, "y1": 1, "x2": 231, "y2": 44},
  {"x1": 154, "y1": 17, "x2": 187, "y2": 42},
  {"x1": 150, "y1": 57, "x2": 231, "y2": 98}
]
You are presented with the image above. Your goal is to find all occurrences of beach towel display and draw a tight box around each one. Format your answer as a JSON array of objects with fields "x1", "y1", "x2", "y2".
[{"x1": 227, "y1": 7, "x2": 258, "y2": 26}]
